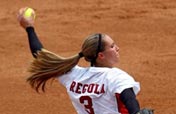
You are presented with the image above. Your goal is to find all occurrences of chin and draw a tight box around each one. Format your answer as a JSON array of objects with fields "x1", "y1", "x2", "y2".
[{"x1": 115, "y1": 59, "x2": 119, "y2": 65}]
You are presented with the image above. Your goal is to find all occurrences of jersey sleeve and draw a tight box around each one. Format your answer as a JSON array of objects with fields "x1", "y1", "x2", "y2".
[
  {"x1": 26, "y1": 27, "x2": 43, "y2": 58},
  {"x1": 107, "y1": 68, "x2": 140, "y2": 95}
]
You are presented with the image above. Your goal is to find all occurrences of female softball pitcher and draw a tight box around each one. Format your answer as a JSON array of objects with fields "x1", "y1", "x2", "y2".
[{"x1": 17, "y1": 7, "x2": 153, "y2": 114}]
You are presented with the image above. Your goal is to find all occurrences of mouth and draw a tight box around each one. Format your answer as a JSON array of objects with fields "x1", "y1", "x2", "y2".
[{"x1": 116, "y1": 53, "x2": 120, "y2": 58}]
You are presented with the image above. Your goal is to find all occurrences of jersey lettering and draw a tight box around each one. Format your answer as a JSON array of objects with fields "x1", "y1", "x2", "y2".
[
  {"x1": 70, "y1": 81, "x2": 105, "y2": 94},
  {"x1": 79, "y1": 96, "x2": 95, "y2": 114}
]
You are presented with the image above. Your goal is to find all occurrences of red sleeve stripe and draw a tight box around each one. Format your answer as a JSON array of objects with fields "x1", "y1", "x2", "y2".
[{"x1": 115, "y1": 93, "x2": 129, "y2": 114}]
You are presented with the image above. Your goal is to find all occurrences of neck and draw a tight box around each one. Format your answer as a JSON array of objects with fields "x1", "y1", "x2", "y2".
[{"x1": 94, "y1": 63, "x2": 113, "y2": 68}]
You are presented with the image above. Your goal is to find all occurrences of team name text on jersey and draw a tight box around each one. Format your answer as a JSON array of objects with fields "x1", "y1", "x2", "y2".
[{"x1": 70, "y1": 81, "x2": 105, "y2": 94}]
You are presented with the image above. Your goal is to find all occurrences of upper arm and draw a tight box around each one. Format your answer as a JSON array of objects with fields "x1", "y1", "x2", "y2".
[{"x1": 115, "y1": 88, "x2": 140, "y2": 114}]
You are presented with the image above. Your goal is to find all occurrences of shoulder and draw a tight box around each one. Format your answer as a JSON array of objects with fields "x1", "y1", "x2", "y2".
[
  {"x1": 106, "y1": 67, "x2": 133, "y2": 80},
  {"x1": 59, "y1": 65, "x2": 84, "y2": 77},
  {"x1": 105, "y1": 67, "x2": 140, "y2": 94},
  {"x1": 58, "y1": 65, "x2": 87, "y2": 80}
]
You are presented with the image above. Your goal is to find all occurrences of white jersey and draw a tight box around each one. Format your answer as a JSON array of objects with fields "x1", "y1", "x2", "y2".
[{"x1": 58, "y1": 66, "x2": 140, "y2": 114}]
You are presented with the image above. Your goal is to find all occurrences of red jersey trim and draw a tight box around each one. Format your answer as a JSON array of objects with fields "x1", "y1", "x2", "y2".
[{"x1": 115, "y1": 93, "x2": 129, "y2": 114}]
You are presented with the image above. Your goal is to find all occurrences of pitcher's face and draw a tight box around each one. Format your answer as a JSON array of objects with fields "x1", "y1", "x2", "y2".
[{"x1": 97, "y1": 35, "x2": 120, "y2": 67}]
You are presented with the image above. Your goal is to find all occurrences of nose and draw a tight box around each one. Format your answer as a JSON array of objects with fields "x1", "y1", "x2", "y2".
[{"x1": 115, "y1": 45, "x2": 120, "y2": 52}]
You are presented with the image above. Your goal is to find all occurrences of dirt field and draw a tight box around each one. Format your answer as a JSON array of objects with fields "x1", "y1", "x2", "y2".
[{"x1": 0, "y1": 0, "x2": 176, "y2": 114}]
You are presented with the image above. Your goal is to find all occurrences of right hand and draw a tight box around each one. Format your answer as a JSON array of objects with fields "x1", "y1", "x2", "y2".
[{"x1": 17, "y1": 7, "x2": 35, "y2": 29}]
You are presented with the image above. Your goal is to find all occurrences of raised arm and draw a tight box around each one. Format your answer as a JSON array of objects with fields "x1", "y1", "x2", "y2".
[
  {"x1": 26, "y1": 27, "x2": 43, "y2": 58},
  {"x1": 17, "y1": 7, "x2": 43, "y2": 58}
]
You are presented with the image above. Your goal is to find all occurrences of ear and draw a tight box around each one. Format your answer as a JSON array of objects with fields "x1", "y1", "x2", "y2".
[{"x1": 97, "y1": 52, "x2": 105, "y2": 60}]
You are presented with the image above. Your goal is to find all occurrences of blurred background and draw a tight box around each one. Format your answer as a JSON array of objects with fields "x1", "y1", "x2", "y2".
[{"x1": 0, "y1": 0, "x2": 176, "y2": 114}]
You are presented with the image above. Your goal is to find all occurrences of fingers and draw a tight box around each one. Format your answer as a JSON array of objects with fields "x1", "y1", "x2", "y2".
[
  {"x1": 17, "y1": 7, "x2": 27, "y2": 21},
  {"x1": 17, "y1": 7, "x2": 35, "y2": 29}
]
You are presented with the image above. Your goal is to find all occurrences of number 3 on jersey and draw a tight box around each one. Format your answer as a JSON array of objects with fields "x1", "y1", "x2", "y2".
[{"x1": 79, "y1": 96, "x2": 95, "y2": 114}]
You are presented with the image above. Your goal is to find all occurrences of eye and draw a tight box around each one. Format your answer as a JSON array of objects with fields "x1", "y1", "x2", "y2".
[{"x1": 110, "y1": 43, "x2": 115, "y2": 48}]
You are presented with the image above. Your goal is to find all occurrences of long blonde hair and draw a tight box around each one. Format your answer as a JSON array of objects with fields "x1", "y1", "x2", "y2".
[{"x1": 27, "y1": 33, "x2": 105, "y2": 92}]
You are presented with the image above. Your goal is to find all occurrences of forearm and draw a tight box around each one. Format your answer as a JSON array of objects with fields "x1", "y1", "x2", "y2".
[
  {"x1": 120, "y1": 88, "x2": 140, "y2": 114},
  {"x1": 26, "y1": 27, "x2": 43, "y2": 58}
]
